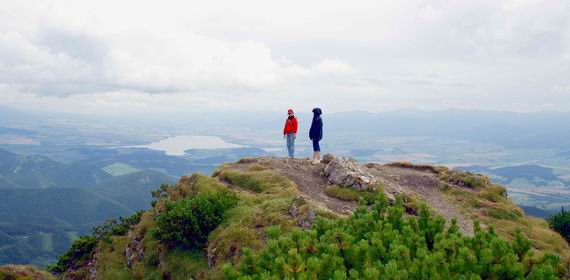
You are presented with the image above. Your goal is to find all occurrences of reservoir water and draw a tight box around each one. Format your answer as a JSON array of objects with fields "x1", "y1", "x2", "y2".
[{"x1": 140, "y1": 135, "x2": 243, "y2": 156}]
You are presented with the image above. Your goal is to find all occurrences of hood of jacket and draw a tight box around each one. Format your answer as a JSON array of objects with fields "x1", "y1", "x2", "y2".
[{"x1": 312, "y1": 108, "x2": 322, "y2": 118}]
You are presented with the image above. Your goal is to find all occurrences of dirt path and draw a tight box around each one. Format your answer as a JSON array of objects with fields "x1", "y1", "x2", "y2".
[
  {"x1": 225, "y1": 157, "x2": 474, "y2": 235},
  {"x1": 368, "y1": 165, "x2": 474, "y2": 235},
  {"x1": 255, "y1": 157, "x2": 357, "y2": 214}
]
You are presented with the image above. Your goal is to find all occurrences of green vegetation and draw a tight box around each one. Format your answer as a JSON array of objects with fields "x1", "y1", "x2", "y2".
[
  {"x1": 442, "y1": 170, "x2": 490, "y2": 190},
  {"x1": 153, "y1": 190, "x2": 238, "y2": 249},
  {"x1": 47, "y1": 235, "x2": 98, "y2": 275},
  {"x1": 324, "y1": 185, "x2": 379, "y2": 204},
  {"x1": 0, "y1": 169, "x2": 173, "y2": 265},
  {"x1": 384, "y1": 162, "x2": 449, "y2": 174},
  {"x1": 440, "y1": 178, "x2": 569, "y2": 266},
  {"x1": 65, "y1": 170, "x2": 301, "y2": 279},
  {"x1": 48, "y1": 211, "x2": 143, "y2": 275},
  {"x1": 216, "y1": 168, "x2": 294, "y2": 193},
  {"x1": 94, "y1": 236, "x2": 134, "y2": 280},
  {"x1": 92, "y1": 210, "x2": 144, "y2": 241},
  {"x1": 0, "y1": 188, "x2": 133, "y2": 266},
  {"x1": 46, "y1": 162, "x2": 569, "y2": 279},
  {"x1": 548, "y1": 207, "x2": 570, "y2": 242},
  {"x1": 207, "y1": 166, "x2": 312, "y2": 275},
  {"x1": 227, "y1": 197, "x2": 563, "y2": 279},
  {"x1": 102, "y1": 162, "x2": 140, "y2": 176}
]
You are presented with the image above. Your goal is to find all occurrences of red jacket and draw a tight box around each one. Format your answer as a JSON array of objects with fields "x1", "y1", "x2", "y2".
[{"x1": 283, "y1": 117, "x2": 298, "y2": 135}]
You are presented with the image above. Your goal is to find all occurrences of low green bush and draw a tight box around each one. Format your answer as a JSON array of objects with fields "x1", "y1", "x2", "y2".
[
  {"x1": 47, "y1": 235, "x2": 98, "y2": 274},
  {"x1": 225, "y1": 196, "x2": 562, "y2": 279},
  {"x1": 48, "y1": 210, "x2": 144, "y2": 275},
  {"x1": 548, "y1": 207, "x2": 570, "y2": 242},
  {"x1": 93, "y1": 210, "x2": 144, "y2": 241},
  {"x1": 153, "y1": 190, "x2": 238, "y2": 249}
]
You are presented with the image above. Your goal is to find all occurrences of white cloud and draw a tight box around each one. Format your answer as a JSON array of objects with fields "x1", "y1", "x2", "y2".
[{"x1": 0, "y1": 0, "x2": 569, "y2": 114}]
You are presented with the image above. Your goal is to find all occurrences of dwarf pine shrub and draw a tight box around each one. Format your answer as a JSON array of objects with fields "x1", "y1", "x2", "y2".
[
  {"x1": 226, "y1": 194, "x2": 562, "y2": 279},
  {"x1": 153, "y1": 190, "x2": 238, "y2": 249}
]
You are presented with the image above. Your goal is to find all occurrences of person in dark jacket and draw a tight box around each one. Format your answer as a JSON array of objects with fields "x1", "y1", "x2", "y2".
[
  {"x1": 309, "y1": 107, "x2": 323, "y2": 164},
  {"x1": 283, "y1": 109, "x2": 298, "y2": 158}
]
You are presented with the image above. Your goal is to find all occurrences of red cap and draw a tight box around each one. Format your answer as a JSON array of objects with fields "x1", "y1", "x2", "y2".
[{"x1": 288, "y1": 109, "x2": 294, "y2": 114}]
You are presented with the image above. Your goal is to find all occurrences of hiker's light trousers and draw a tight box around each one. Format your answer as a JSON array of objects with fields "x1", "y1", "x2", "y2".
[{"x1": 286, "y1": 133, "x2": 295, "y2": 158}]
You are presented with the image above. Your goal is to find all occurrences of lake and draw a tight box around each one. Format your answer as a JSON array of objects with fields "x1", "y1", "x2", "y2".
[{"x1": 139, "y1": 135, "x2": 244, "y2": 156}]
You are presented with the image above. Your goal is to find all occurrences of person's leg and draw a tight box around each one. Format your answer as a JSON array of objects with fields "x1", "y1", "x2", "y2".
[
  {"x1": 290, "y1": 134, "x2": 295, "y2": 158},
  {"x1": 312, "y1": 140, "x2": 320, "y2": 163},
  {"x1": 287, "y1": 133, "x2": 295, "y2": 158},
  {"x1": 316, "y1": 141, "x2": 321, "y2": 160},
  {"x1": 286, "y1": 134, "x2": 292, "y2": 158},
  {"x1": 312, "y1": 140, "x2": 317, "y2": 160}
]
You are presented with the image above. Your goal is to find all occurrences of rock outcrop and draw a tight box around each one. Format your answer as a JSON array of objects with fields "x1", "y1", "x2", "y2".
[
  {"x1": 125, "y1": 230, "x2": 145, "y2": 268},
  {"x1": 323, "y1": 154, "x2": 378, "y2": 191}
]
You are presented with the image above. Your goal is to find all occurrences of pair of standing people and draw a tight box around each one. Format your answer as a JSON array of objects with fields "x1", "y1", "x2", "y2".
[{"x1": 283, "y1": 108, "x2": 323, "y2": 164}]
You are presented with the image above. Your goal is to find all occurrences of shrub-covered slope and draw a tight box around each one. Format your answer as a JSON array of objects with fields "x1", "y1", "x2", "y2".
[{"x1": 40, "y1": 157, "x2": 570, "y2": 279}]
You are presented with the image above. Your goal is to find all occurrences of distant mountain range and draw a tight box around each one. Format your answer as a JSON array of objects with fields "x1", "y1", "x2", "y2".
[
  {"x1": 0, "y1": 143, "x2": 270, "y2": 266},
  {"x1": 3, "y1": 106, "x2": 570, "y2": 150},
  {"x1": 0, "y1": 147, "x2": 177, "y2": 266},
  {"x1": 0, "y1": 148, "x2": 112, "y2": 189},
  {"x1": 153, "y1": 109, "x2": 570, "y2": 150}
]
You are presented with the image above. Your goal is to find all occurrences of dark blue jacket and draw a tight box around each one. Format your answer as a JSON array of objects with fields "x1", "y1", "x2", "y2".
[{"x1": 309, "y1": 108, "x2": 323, "y2": 141}]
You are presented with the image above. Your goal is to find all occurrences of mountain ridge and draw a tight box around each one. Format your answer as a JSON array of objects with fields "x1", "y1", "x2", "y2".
[{"x1": 38, "y1": 155, "x2": 569, "y2": 279}]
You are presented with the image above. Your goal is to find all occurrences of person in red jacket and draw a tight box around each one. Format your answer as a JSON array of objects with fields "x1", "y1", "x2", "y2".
[{"x1": 283, "y1": 109, "x2": 298, "y2": 158}]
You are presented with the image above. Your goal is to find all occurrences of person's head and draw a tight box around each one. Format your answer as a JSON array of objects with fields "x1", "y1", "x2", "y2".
[
  {"x1": 312, "y1": 107, "x2": 322, "y2": 117},
  {"x1": 287, "y1": 109, "x2": 294, "y2": 118}
]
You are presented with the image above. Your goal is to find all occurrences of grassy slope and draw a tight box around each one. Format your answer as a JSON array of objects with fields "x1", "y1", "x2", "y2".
[
  {"x1": 0, "y1": 264, "x2": 56, "y2": 280},
  {"x1": 439, "y1": 172, "x2": 570, "y2": 266},
  {"x1": 83, "y1": 164, "x2": 337, "y2": 279}
]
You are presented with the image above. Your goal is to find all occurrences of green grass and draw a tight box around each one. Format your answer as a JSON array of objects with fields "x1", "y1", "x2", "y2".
[
  {"x1": 102, "y1": 162, "x2": 140, "y2": 176},
  {"x1": 324, "y1": 185, "x2": 360, "y2": 201},
  {"x1": 95, "y1": 236, "x2": 134, "y2": 280},
  {"x1": 441, "y1": 170, "x2": 490, "y2": 189},
  {"x1": 248, "y1": 164, "x2": 268, "y2": 171},
  {"x1": 161, "y1": 249, "x2": 208, "y2": 280},
  {"x1": 206, "y1": 165, "x2": 315, "y2": 276},
  {"x1": 441, "y1": 181, "x2": 570, "y2": 268},
  {"x1": 207, "y1": 164, "x2": 340, "y2": 276},
  {"x1": 487, "y1": 207, "x2": 522, "y2": 220},
  {"x1": 216, "y1": 169, "x2": 297, "y2": 194},
  {"x1": 324, "y1": 185, "x2": 379, "y2": 204}
]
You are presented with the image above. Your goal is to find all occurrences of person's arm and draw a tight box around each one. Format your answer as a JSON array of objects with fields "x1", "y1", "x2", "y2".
[
  {"x1": 292, "y1": 118, "x2": 298, "y2": 138},
  {"x1": 283, "y1": 119, "x2": 287, "y2": 138},
  {"x1": 318, "y1": 119, "x2": 323, "y2": 140}
]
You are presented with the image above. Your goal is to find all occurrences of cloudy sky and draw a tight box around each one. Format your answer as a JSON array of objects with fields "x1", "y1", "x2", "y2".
[{"x1": 1, "y1": 0, "x2": 569, "y2": 114}]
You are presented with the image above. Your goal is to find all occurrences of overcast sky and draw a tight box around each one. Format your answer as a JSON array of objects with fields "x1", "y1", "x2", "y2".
[{"x1": 1, "y1": 0, "x2": 569, "y2": 115}]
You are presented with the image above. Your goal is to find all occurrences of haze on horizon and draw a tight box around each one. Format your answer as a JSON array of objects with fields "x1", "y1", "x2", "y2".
[{"x1": 1, "y1": 0, "x2": 570, "y2": 115}]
